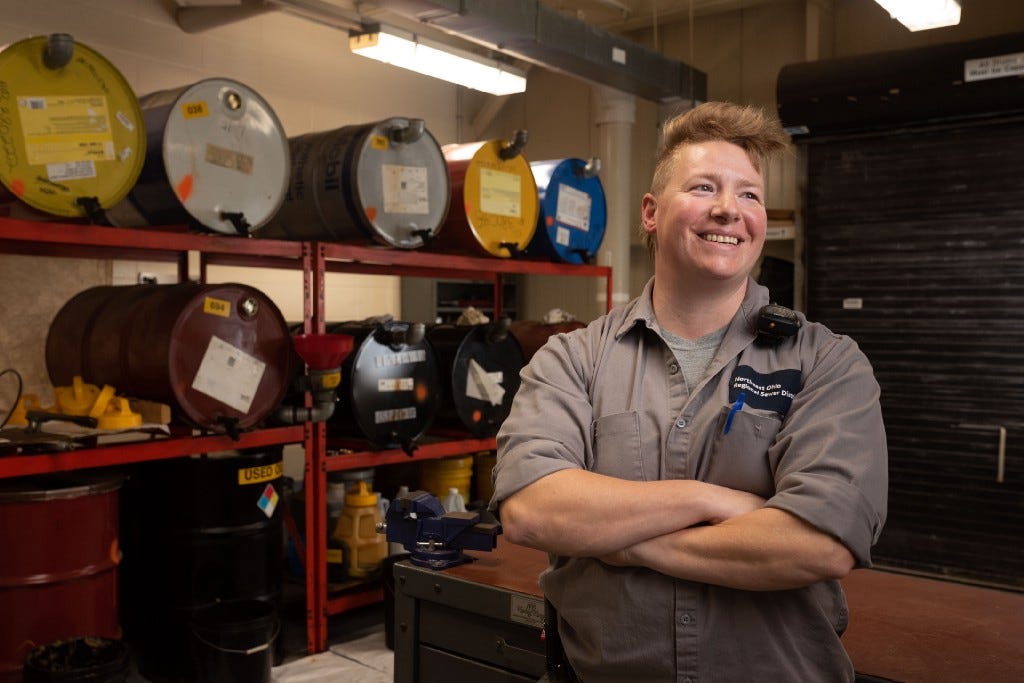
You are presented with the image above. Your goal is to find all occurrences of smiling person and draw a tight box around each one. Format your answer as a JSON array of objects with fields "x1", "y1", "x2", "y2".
[{"x1": 491, "y1": 102, "x2": 888, "y2": 682}]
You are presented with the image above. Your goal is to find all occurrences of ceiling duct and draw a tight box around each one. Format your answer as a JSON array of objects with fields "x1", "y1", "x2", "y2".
[{"x1": 372, "y1": 0, "x2": 706, "y2": 103}]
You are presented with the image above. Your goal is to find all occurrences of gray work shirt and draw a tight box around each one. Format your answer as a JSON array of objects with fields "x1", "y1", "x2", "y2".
[{"x1": 492, "y1": 277, "x2": 888, "y2": 683}]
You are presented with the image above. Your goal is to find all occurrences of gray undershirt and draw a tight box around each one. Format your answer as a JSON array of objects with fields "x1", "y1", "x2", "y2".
[{"x1": 659, "y1": 325, "x2": 728, "y2": 391}]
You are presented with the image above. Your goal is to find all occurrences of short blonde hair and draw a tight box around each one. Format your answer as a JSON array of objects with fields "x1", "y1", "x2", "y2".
[{"x1": 641, "y1": 102, "x2": 789, "y2": 252}]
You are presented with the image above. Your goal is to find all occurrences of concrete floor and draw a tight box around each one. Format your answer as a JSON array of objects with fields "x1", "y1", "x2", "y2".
[{"x1": 273, "y1": 598, "x2": 392, "y2": 683}]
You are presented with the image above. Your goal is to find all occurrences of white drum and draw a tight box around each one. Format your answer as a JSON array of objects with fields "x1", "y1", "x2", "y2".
[{"x1": 108, "y1": 78, "x2": 289, "y2": 235}]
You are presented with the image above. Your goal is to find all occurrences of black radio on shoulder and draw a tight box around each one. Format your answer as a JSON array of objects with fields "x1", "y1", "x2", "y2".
[{"x1": 756, "y1": 304, "x2": 801, "y2": 345}]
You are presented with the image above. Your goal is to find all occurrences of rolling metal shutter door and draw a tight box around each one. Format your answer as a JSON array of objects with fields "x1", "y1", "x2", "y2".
[{"x1": 803, "y1": 118, "x2": 1024, "y2": 589}]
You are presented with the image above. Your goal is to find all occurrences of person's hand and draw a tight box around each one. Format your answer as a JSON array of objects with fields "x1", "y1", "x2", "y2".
[{"x1": 600, "y1": 547, "x2": 634, "y2": 567}]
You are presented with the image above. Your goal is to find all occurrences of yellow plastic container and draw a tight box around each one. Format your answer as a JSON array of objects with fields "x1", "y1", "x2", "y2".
[
  {"x1": 0, "y1": 34, "x2": 145, "y2": 217},
  {"x1": 331, "y1": 481, "x2": 386, "y2": 579},
  {"x1": 419, "y1": 455, "x2": 474, "y2": 503}
]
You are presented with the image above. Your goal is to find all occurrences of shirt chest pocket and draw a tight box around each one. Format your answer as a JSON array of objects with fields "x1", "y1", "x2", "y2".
[
  {"x1": 701, "y1": 408, "x2": 782, "y2": 498},
  {"x1": 591, "y1": 411, "x2": 645, "y2": 481}
]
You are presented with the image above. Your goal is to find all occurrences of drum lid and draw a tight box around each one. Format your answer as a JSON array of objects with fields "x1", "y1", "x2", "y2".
[
  {"x1": 0, "y1": 35, "x2": 145, "y2": 217},
  {"x1": 450, "y1": 139, "x2": 539, "y2": 258},
  {"x1": 152, "y1": 78, "x2": 289, "y2": 234},
  {"x1": 350, "y1": 117, "x2": 451, "y2": 249}
]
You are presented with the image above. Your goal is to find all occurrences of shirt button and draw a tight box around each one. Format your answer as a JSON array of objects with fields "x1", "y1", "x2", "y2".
[
  {"x1": 676, "y1": 419, "x2": 686, "y2": 429},
  {"x1": 681, "y1": 614, "x2": 691, "y2": 624},
  {"x1": 683, "y1": 678, "x2": 693, "y2": 683},
  {"x1": 669, "y1": 362, "x2": 679, "y2": 374}
]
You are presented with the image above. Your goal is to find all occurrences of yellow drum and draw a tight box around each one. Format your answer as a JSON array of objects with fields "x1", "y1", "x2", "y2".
[
  {"x1": 419, "y1": 455, "x2": 474, "y2": 503},
  {"x1": 434, "y1": 131, "x2": 539, "y2": 258},
  {"x1": 0, "y1": 34, "x2": 145, "y2": 218}
]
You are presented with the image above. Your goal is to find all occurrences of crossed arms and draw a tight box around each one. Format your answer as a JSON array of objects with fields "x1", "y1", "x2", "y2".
[{"x1": 499, "y1": 468, "x2": 855, "y2": 591}]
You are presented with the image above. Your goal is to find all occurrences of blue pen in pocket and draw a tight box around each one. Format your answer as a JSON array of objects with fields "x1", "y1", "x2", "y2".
[{"x1": 723, "y1": 391, "x2": 745, "y2": 435}]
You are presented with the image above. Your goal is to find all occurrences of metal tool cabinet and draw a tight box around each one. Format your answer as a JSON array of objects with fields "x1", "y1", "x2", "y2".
[
  {"x1": 393, "y1": 542, "x2": 550, "y2": 682},
  {"x1": 0, "y1": 216, "x2": 612, "y2": 654}
]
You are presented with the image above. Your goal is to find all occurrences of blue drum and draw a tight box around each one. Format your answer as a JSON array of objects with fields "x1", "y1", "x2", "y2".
[{"x1": 526, "y1": 157, "x2": 607, "y2": 264}]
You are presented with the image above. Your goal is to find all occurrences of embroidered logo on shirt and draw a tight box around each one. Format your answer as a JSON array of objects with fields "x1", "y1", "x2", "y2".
[{"x1": 728, "y1": 366, "x2": 802, "y2": 418}]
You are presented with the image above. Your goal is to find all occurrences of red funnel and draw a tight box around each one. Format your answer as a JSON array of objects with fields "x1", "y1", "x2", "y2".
[{"x1": 293, "y1": 333, "x2": 354, "y2": 370}]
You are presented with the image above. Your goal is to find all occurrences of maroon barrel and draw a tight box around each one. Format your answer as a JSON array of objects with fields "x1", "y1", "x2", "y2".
[
  {"x1": 0, "y1": 474, "x2": 122, "y2": 683},
  {"x1": 509, "y1": 319, "x2": 586, "y2": 362},
  {"x1": 45, "y1": 283, "x2": 293, "y2": 431}
]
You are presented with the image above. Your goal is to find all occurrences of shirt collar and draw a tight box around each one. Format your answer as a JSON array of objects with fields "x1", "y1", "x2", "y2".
[{"x1": 615, "y1": 276, "x2": 770, "y2": 342}]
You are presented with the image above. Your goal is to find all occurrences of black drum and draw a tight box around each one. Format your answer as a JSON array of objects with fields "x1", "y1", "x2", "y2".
[
  {"x1": 119, "y1": 447, "x2": 284, "y2": 682},
  {"x1": 327, "y1": 319, "x2": 441, "y2": 449},
  {"x1": 427, "y1": 319, "x2": 525, "y2": 437}
]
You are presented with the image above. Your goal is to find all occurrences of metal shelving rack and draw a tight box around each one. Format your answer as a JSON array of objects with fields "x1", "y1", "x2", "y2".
[{"x1": 0, "y1": 216, "x2": 613, "y2": 654}]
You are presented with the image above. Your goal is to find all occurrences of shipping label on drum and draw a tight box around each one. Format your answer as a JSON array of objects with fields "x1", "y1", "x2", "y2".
[
  {"x1": 374, "y1": 406, "x2": 417, "y2": 424},
  {"x1": 191, "y1": 335, "x2": 266, "y2": 413},
  {"x1": 556, "y1": 226, "x2": 571, "y2": 247},
  {"x1": 479, "y1": 167, "x2": 522, "y2": 217},
  {"x1": 555, "y1": 183, "x2": 592, "y2": 231},
  {"x1": 378, "y1": 377, "x2": 415, "y2": 392},
  {"x1": 205, "y1": 143, "x2": 254, "y2": 175},
  {"x1": 466, "y1": 358, "x2": 505, "y2": 406},
  {"x1": 18, "y1": 95, "x2": 116, "y2": 165},
  {"x1": 375, "y1": 349, "x2": 426, "y2": 367},
  {"x1": 47, "y1": 160, "x2": 97, "y2": 182},
  {"x1": 382, "y1": 164, "x2": 429, "y2": 214}
]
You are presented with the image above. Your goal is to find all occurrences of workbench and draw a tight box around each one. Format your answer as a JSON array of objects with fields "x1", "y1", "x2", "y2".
[
  {"x1": 841, "y1": 569, "x2": 1024, "y2": 682},
  {"x1": 391, "y1": 541, "x2": 1024, "y2": 682}
]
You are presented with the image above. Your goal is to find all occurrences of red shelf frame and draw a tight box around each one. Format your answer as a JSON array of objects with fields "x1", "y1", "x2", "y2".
[
  {"x1": 325, "y1": 436, "x2": 497, "y2": 472},
  {"x1": 0, "y1": 217, "x2": 613, "y2": 655},
  {"x1": 0, "y1": 425, "x2": 304, "y2": 478}
]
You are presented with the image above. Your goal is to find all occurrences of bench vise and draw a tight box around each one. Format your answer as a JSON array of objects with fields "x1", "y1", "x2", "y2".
[{"x1": 380, "y1": 489, "x2": 501, "y2": 569}]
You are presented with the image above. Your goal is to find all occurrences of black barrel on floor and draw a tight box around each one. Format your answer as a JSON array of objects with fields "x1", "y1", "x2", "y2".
[
  {"x1": 327, "y1": 319, "x2": 441, "y2": 450},
  {"x1": 119, "y1": 447, "x2": 284, "y2": 683},
  {"x1": 191, "y1": 600, "x2": 278, "y2": 683},
  {"x1": 427, "y1": 320, "x2": 525, "y2": 437}
]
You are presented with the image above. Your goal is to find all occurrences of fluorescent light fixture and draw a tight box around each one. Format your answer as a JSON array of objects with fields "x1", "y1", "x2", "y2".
[
  {"x1": 349, "y1": 25, "x2": 527, "y2": 96},
  {"x1": 874, "y1": 0, "x2": 961, "y2": 32}
]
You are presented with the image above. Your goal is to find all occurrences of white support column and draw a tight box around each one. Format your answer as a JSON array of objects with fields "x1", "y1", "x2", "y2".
[{"x1": 593, "y1": 85, "x2": 636, "y2": 310}]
